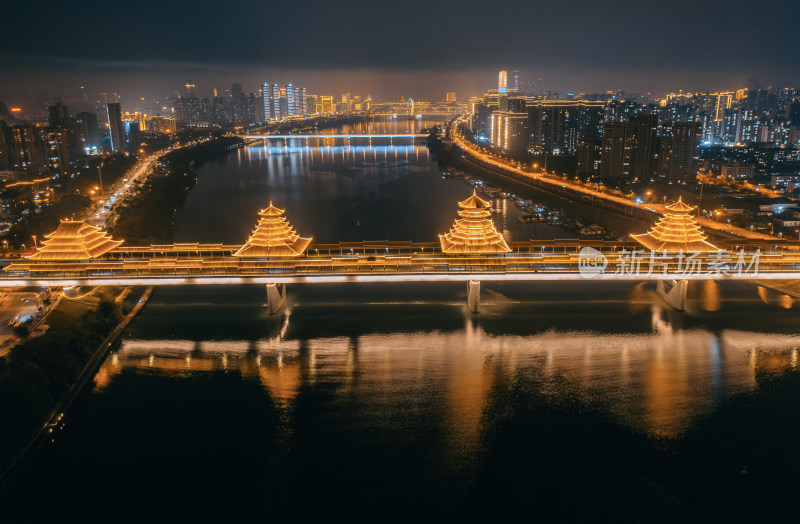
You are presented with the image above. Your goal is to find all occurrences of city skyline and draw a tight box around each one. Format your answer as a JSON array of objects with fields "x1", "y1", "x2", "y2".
[
  {"x1": 4, "y1": 1, "x2": 800, "y2": 519},
  {"x1": 2, "y1": 0, "x2": 799, "y2": 105}
]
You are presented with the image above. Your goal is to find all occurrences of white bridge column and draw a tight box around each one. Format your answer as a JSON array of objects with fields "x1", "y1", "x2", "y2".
[
  {"x1": 467, "y1": 280, "x2": 480, "y2": 314},
  {"x1": 266, "y1": 283, "x2": 287, "y2": 315},
  {"x1": 656, "y1": 279, "x2": 688, "y2": 311}
]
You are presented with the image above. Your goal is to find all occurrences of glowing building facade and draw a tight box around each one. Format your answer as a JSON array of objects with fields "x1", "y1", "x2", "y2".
[
  {"x1": 234, "y1": 202, "x2": 312, "y2": 257},
  {"x1": 440, "y1": 191, "x2": 511, "y2": 254},
  {"x1": 631, "y1": 198, "x2": 718, "y2": 252}
]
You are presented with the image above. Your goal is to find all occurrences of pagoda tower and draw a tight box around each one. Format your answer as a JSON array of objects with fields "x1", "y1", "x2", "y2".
[
  {"x1": 631, "y1": 197, "x2": 718, "y2": 252},
  {"x1": 234, "y1": 202, "x2": 312, "y2": 257},
  {"x1": 439, "y1": 190, "x2": 511, "y2": 254},
  {"x1": 29, "y1": 220, "x2": 123, "y2": 260}
]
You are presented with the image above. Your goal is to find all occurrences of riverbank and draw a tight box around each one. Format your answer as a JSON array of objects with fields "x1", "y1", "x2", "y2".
[
  {"x1": 0, "y1": 286, "x2": 151, "y2": 485},
  {"x1": 437, "y1": 130, "x2": 779, "y2": 243},
  {"x1": 110, "y1": 136, "x2": 243, "y2": 244},
  {"x1": 429, "y1": 132, "x2": 654, "y2": 237}
]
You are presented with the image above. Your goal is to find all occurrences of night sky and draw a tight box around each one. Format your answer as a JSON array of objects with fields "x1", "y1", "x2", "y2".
[{"x1": 2, "y1": 0, "x2": 799, "y2": 106}]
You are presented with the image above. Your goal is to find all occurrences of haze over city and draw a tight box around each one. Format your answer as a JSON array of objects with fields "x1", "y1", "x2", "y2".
[{"x1": 2, "y1": 0, "x2": 798, "y2": 105}]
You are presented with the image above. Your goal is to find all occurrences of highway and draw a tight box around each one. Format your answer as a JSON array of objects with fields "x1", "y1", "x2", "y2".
[{"x1": 85, "y1": 157, "x2": 157, "y2": 228}]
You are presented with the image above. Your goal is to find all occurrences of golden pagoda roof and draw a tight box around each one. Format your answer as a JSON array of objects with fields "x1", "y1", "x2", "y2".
[
  {"x1": 439, "y1": 190, "x2": 511, "y2": 254},
  {"x1": 29, "y1": 220, "x2": 123, "y2": 260},
  {"x1": 631, "y1": 197, "x2": 718, "y2": 252},
  {"x1": 234, "y1": 202, "x2": 312, "y2": 257}
]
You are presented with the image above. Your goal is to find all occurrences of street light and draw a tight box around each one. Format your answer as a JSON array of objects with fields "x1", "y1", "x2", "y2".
[{"x1": 97, "y1": 161, "x2": 105, "y2": 194}]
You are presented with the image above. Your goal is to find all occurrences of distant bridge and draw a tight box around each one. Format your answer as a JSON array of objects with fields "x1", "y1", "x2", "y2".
[{"x1": 242, "y1": 134, "x2": 426, "y2": 139}]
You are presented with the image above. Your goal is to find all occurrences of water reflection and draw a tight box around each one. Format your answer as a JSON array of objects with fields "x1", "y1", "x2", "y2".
[{"x1": 96, "y1": 306, "x2": 800, "y2": 439}]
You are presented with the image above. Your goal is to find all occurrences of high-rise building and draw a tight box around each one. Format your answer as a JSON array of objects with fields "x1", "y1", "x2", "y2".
[
  {"x1": 76, "y1": 112, "x2": 99, "y2": 151},
  {"x1": 306, "y1": 95, "x2": 319, "y2": 115},
  {"x1": 146, "y1": 115, "x2": 177, "y2": 134},
  {"x1": 47, "y1": 102, "x2": 70, "y2": 127},
  {"x1": 270, "y1": 84, "x2": 281, "y2": 120},
  {"x1": 491, "y1": 111, "x2": 529, "y2": 155},
  {"x1": 321, "y1": 96, "x2": 334, "y2": 114},
  {"x1": 10, "y1": 125, "x2": 44, "y2": 172},
  {"x1": 576, "y1": 137, "x2": 603, "y2": 177},
  {"x1": 0, "y1": 121, "x2": 13, "y2": 171},
  {"x1": 286, "y1": 84, "x2": 295, "y2": 117},
  {"x1": 628, "y1": 114, "x2": 659, "y2": 179},
  {"x1": 498, "y1": 70, "x2": 508, "y2": 94},
  {"x1": 512, "y1": 70, "x2": 519, "y2": 92},
  {"x1": 47, "y1": 102, "x2": 83, "y2": 159},
  {"x1": 598, "y1": 122, "x2": 631, "y2": 178},
  {"x1": 296, "y1": 87, "x2": 307, "y2": 115},
  {"x1": 106, "y1": 103, "x2": 125, "y2": 153},
  {"x1": 525, "y1": 99, "x2": 604, "y2": 154},
  {"x1": 658, "y1": 122, "x2": 702, "y2": 180},
  {"x1": 262, "y1": 83, "x2": 273, "y2": 121},
  {"x1": 231, "y1": 83, "x2": 242, "y2": 103},
  {"x1": 446, "y1": 92, "x2": 457, "y2": 103},
  {"x1": 124, "y1": 122, "x2": 141, "y2": 151}
]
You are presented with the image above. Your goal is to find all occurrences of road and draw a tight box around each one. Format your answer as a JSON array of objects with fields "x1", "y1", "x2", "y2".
[
  {"x1": 449, "y1": 123, "x2": 776, "y2": 241},
  {"x1": 84, "y1": 157, "x2": 156, "y2": 228}
]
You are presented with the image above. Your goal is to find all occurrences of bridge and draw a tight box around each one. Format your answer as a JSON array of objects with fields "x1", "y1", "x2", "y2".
[
  {"x1": 3, "y1": 195, "x2": 798, "y2": 314},
  {"x1": 243, "y1": 134, "x2": 426, "y2": 140}
]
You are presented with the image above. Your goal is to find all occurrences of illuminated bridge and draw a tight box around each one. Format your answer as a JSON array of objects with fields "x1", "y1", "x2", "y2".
[
  {"x1": 3, "y1": 196, "x2": 799, "y2": 313},
  {"x1": 242, "y1": 134, "x2": 426, "y2": 139}
]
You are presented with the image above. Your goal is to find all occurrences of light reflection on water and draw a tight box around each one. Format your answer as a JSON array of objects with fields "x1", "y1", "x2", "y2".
[
  {"x1": 8, "y1": 119, "x2": 800, "y2": 516},
  {"x1": 94, "y1": 303, "x2": 800, "y2": 439}
]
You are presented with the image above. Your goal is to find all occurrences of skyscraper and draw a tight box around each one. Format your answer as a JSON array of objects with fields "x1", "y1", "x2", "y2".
[
  {"x1": 498, "y1": 70, "x2": 508, "y2": 94},
  {"x1": 10, "y1": 125, "x2": 44, "y2": 172},
  {"x1": 598, "y1": 122, "x2": 631, "y2": 178},
  {"x1": 77, "y1": 112, "x2": 100, "y2": 151},
  {"x1": 0, "y1": 121, "x2": 13, "y2": 170},
  {"x1": 47, "y1": 102, "x2": 70, "y2": 127},
  {"x1": 296, "y1": 87, "x2": 307, "y2": 115},
  {"x1": 512, "y1": 70, "x2": 519, "y2": 92},
  {"x1": 231, "y1": 83, "x2": 242, "y2": 103},
  {"x1": 628, "y1": 114, "x2": 659, "y2": 179},
  {"x1": 286, "y1": 84, "x2": 295, "y2": 117},
  {"x1": 321, "y1": 96, "x2": 334, "y2": 114},
  {"x1": 262, "y1": 83, "x2": 273, "y2": 121},
  {"x1": 658, "y1": 122, "x2": 702, "y2": 180},
  {"x1": 271, "y1": 84, "x2": 281, "y2": 119},
  {"x1": 106, "y1": 103, "x2": 125, "y2": 153}
]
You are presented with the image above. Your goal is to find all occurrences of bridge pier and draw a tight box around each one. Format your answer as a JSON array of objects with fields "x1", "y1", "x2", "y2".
[
  {"x1": 656, "y1": 279, "x2": 688, "y2": 311},
  {"x1": 467, "y1": 280, "x2": 480, "y2": 313},
  {"x1": 266, "y1": 283, "x2": 287, "y2": 315}
]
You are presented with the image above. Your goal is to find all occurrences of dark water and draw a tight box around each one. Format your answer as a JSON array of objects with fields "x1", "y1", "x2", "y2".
[{"x1": 5, "y1": 119, "x2": 800, "y2": 520}]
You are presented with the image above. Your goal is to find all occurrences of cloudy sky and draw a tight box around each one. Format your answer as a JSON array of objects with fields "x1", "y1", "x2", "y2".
[{"x1": 2, "y1": 0, "x2": 798, "y2": 108}]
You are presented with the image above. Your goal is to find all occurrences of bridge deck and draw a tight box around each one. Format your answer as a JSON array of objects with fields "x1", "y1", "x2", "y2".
[
  {"x1": 0, "y1": 240, "x2": 794, "y2": 286},
  {"x1": 243, "y1": 134, "x2": 426, "y2": 139}
]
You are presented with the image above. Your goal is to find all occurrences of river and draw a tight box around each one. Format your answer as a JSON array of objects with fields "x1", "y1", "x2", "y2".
[{"x1": 3, "y1": 117, "x2": 800, "y2": 520}]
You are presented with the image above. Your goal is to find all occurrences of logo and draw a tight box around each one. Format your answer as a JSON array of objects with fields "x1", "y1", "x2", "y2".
[{"x1": 579, "y1": 247, "x2": 608, "y2": 278}]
